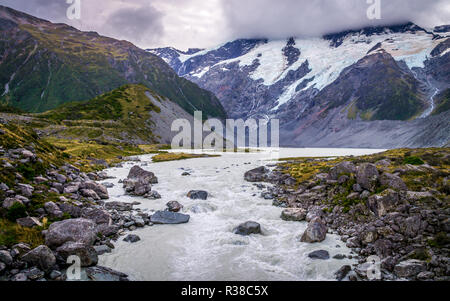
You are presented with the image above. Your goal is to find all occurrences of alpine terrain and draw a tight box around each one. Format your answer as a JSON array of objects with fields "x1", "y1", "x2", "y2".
[{"x1": 150, "y1": 23, "x2": 450, "y2": 148}]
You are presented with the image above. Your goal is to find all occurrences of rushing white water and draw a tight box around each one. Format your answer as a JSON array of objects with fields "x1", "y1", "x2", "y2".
[{"x1": 99, "y1": 148, "x2": 385, "y2": 281}]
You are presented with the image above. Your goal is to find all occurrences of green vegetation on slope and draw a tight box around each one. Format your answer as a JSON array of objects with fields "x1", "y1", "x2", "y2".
[
  {"x1": 432, "y1": 88, "x2": 450, "y2": 116},
  {"x1": 0, "y1": 6, "x2": 226, "y2": 119}
]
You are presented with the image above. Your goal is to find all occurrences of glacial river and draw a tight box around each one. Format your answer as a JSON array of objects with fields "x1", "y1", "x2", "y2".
[{"x1": 98, "y1": 148, "x2": 384, "y2": 281}]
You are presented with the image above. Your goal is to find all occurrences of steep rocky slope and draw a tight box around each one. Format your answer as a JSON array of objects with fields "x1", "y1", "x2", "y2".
[
  {"x1": 0, "y1": 6, "x2": 226, "y2": 119},
  {"x1": 151, "y1": 23, "x2": 450, "y2": 148}
]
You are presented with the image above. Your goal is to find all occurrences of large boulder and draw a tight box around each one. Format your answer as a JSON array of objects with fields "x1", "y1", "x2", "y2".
[
  {"x1": 85, "y1": 266, "x2": 129, "y2": 281},
  {"x1": 379, "y1": 173, "x2": 407, "y2": 191},
  {"x1": 281, "y1": 208, "x2": 307, "y2": 222},
  {"x1": 0, "y1": 250, "x2": 13, "y2": 265},
  {"x1": 17, "y1": 184, "x2": 34, "y2": 198},
  {"x1": 127, "y1": 166, "x2": 158, "y2": 184},
  {"x1": 367, "y1": 189, "x2": 401, "y2": 217},
  {"x1": 21, "y1": 245, "x2": 56, "y2": 272},
  {"x1": 187, "y1": 190, "x2": 208, "y2": 200},
  {"x1": 301, "y1": 217, "x2": 327, "y2": 243},
  {"x1": 44, "y1": 218, "x2": 98, "y2": 249},
  {"x1": 81, "y1": 207, "x2": 112, "y2": 225},
  {"x1": 233, "y1": 221, "x2": 261, "y2": 236},
  {"x1": 244, "y1": 166, "x2": 269, "y2": 182},
  {"x1": 150, "y1": 211, "x2": 190, "y2": 224},
  {"x1": 123, "y1": 234, "x2": 141, "y2": 243},
  {"x1": 356, "y1": 163, "x2": 380, "y2": 192},
  {"x1": 56, "y1": 242, "x2": 98, "y2": 267},
  {"x1": 308, "y1": 250, "x2": 330, "y2": 260},
  {"x1": 328, "y1": 161, "x2": 357, "y2": 180}
]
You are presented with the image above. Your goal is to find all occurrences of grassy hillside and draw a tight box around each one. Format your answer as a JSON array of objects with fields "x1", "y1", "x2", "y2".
[
  {"x1": 0, "y1": 6, "x2": 226, "y2": 119},
  {"x1": 432, "y1": 88, "x2": 450, "y2": 116}
]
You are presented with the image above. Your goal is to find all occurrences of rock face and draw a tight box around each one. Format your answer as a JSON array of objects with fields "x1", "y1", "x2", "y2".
[
  {"x1": 21, "y1": 245, "x2": 56, "y2": 272},
  {"x1": 150, "y1": 211, "x2": 190, "y2": 224},
  {"x1": 367, "y1": 189, "x2": 401, "y2": 217},
  {"x1": 244, "y1": 166, "x2": 270, "y2": 182},
  {"x1": 356, "y1": 163, "x2": 380, "y2": 191},
  {"x1": 281, "y1": 208, "x2": 307, "y2": 221},
  {"x1": 187, "y1": 190, "x2": 208, "y2": 200},
  {"x1": 44, "y1": 218, "x2": 98, "y2": 249},
  {"x1": 394, "y1": 260, "x2": 427, "y2": 278},
  {"x1": 233, "y1": 221, "x2": 261, "y2": 236},
  {"x1": 301, "y1": 218, "x2": 327, "y2": 243},
  {"x1": 56, "y1": 242, "x2": 98, "y2": 267}
]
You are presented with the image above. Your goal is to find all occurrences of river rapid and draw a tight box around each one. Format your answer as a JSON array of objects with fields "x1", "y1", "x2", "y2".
[{"x1": 98, "y1": 148, "x2": 384, "y2": 281}]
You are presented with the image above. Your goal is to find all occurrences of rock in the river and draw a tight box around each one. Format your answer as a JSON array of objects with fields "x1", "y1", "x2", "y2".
[
  {"x1": 167, "y1": 201, "x2": 184, "y2": 212},
  {"x1": 21, "y1": 245, "x2": 56, "y2": 272},
  {"x1": 122, "y1": 166, "x2": 158, "y2": 196},
  {"x1": 356, "y1": 163, "x2": 379, "y2": 192},
  {"x1": 233, "y1": 221, "x2": 261, "y2": 236},
  {"x1": 94, "y1": 245, "x2": 112, "y2": 256},
  {"x1": 123, "y1": 234, "x2": 141, "y2": 243},
  {"x1": 308, "y1": 250, "x2": 330, "y2": 260},
  {"x1": 187, "y1": 190, "x2": 208, "y2": 200},
  {"x1": 281, "y1": 208, "x2": 307, "y2": 222},
  {"x1": 56, "y1": 242, "x2": 98, "y2": 267},
  {"x1": 394, "y1": 259, "x2": 426, "y2": 279},
  {"x1": 244, "y1": 166, "x2": 269, "y2": 182},
  {"x1": 301, "y1": 217, "x2": 327, "y2": 243},
  {"x1": 335, "y1": 265, "x2": 352, "y2": 281},
  {"x1": 366, "y1": 189, "x2": 400, "y2": 217},
  {"x1": 127, "y1": 165, "x2": 158, "y2": 184},
  {"x1": 150, "y1": 211, "x2": 190, "y2": 224},
  {"x1": 85, "y1": 266, "x2": 129, "y2": 281},
  {"x1": 105, "y1": 202, "x2": 133, "y2": 211},
  {"x1": 45, "y1": 218, "x2": 98, "y2": 249}
]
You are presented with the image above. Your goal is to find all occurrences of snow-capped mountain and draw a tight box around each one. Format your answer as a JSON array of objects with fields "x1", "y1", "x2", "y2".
[{"x1": 149, "y1": 23, "x2": 450, "y2": 147}]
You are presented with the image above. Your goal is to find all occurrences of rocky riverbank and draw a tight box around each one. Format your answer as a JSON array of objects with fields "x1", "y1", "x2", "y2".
[{"x1": 245, "y1": 148, "x2": 450, "y2": 281}]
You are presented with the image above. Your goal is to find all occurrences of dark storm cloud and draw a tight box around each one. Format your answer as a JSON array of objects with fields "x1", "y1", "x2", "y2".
[{"x1": 221, "y1": 0, "x2": 450, "y2": 39}]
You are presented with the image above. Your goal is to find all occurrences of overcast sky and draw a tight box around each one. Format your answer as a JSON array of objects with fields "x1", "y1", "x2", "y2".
[{"x1": 1, "y1": 0, "x2": 449, "y2": 50}]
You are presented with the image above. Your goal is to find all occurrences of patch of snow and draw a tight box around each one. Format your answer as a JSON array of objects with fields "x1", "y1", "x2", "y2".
[
  {"x1": 439, "y1": 48, "x2": 450, "y2": 57},
  {"x1": 191, "y1": 66, "x2": 210, "y2": 78}
]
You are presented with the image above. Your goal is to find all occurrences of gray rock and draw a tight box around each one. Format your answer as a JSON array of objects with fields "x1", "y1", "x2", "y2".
[
  {"x1": 379, "y1": 173, "x2": 408, "y2": 191},
  {"x1": 44, "y1": 201, "x2": 63, "y2": 218},
  {"x1": 85, "y1": 266, "x2": 129, "y2": 281},
  {"x1": 56, "y1": 242, "x2": 98, "y2": 267},
  {"x1": 146, "y1": 190, "x2": 161, "y2": 199},
  {"x1": 0, "y1": 262, "x2": 5, "y2": 273},
  {"x1": 17, "y1": 183, "x2": 34, "y2": 198},
  {"x1": 12, "y1": 273, "x2": 27, "y2": 281},
  {"x1": 123, "y1": 234, "x2": 141, "y2": 243},
  {"x1": 394, "y1": 260, "x2": 426, "y2": 278},
  {"x1": 97, "y1": 224, "x2": 119, "y2": 237},
  {"x1": 16, "y1": 217, "x2": 42, "y2": 228},
  {"x1": 335, "y1": 265, "x2": 352, "y2": 281},
  {"x1": 94, "y1": 245, "x2": 112, "y2": 255},
  {"x1": 328, "y1": 161, "x2": 357, "y2": 180},
  {"x1": 80, "y1": 189, "x2": 100, "y2": 200},
  {"x1": 367, "y1": 189, "x2": 400, "y2": 217},
  {"x1": 166, "y1": 201, "x2": 184, "y2": 212},
  {"x1": 150, "y1": 211, "x2": 190, "y2": 224},
  {"x1": 187, "y1": 190, "x2": 208, "y2": 200},
  {"x1": 81, "y1": 207, "x2": 111, "y2": 225},
  {"x1": 63, "y1": 184, "x2": 80, "y2": 194},
  {"x1": 301, "y1": 217, "x2": 327, "y2": 243},
  {"x1": 58, "y1": 203, "x2": 82, "y2": 218},
  {"x1": 80, "y1": 181, "x2": 109, "y2": 199},
  {"x1": 45, "y1": 218, "x2": 98, "y2": 249},
  {"x1": 356, "y1": 163, "x2": 380, "y2": 192},
  {"x1": 2, "y1": 197, "x2": 23, "y2": 209},
  {"x1": 25, "y1": 267, "x2": 45, "y2": 280},
  {"x1": 105, "y1": 202, "x2": 133, "y2": 211},
  {"x1": 127, "y1": 166, "x2": 158, "y2": 184},
  {"x1": 233, "y1": 221, "x2": 261, "y2": 236},
  {"x1": 244, "y1": 166, "x2": 270, "y2": 182},
  {"x1": 21, "y1": 245, "x2": 56, "y2": 272},
  {"x1": 281, "y1": 208, "x2": 307, "y2": 221},
  {"x1": 308, "y1": 250, "x2": 330, "y2": 260},
  {"x1": 0, "y1": 250, "x2": 13, "y2": 265},
  {"x1": 49, "y1": 270, "x2": 62, "y2": 280}
]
